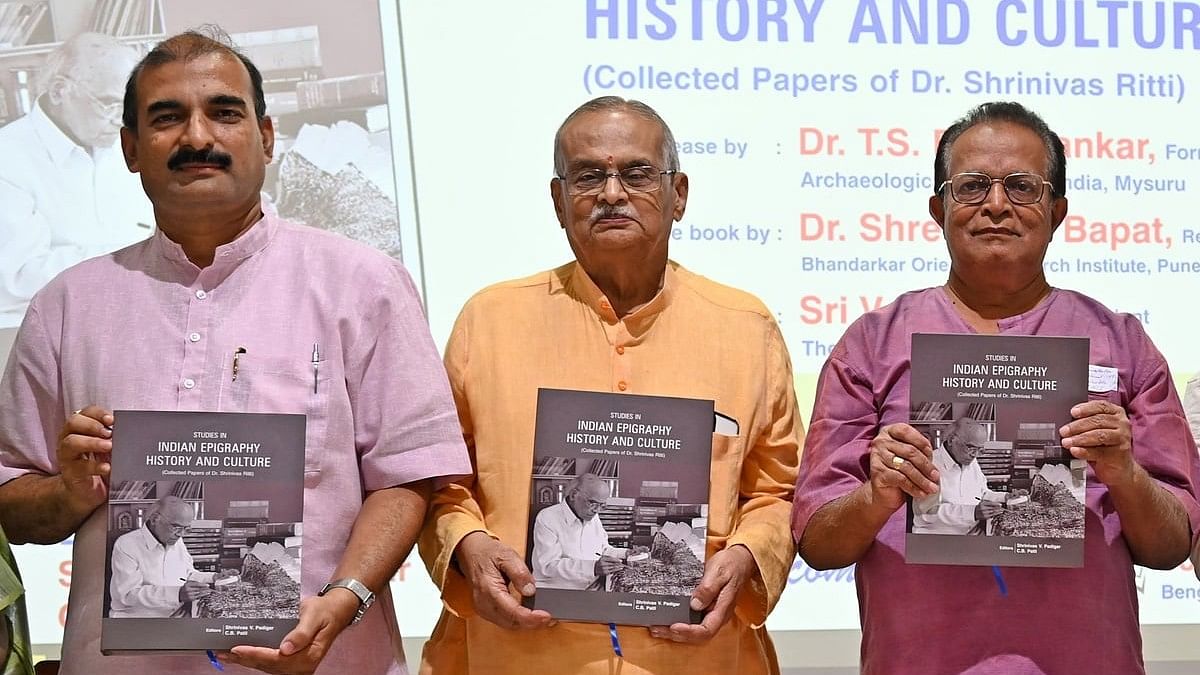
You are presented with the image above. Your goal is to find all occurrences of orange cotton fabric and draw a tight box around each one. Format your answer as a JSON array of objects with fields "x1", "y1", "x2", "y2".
[{"x1": 418, "y1": 261, "x2": 803, "y2": 675}]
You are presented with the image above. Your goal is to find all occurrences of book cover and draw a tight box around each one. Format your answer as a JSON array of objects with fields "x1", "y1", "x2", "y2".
[
  {"x1": 524, "y1": 388, "x2": 717, "y2": 626},
  {"x1": 102, "y1": 410, "x2": 305, "y2": 653},
  {"x1": 906, "y1": 333, "x2": 1089, "y2": 568}
]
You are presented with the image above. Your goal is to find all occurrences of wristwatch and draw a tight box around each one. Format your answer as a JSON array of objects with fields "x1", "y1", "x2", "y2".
[{"x1": 319, "y1": 578, "x2": 375, "y2": 626}]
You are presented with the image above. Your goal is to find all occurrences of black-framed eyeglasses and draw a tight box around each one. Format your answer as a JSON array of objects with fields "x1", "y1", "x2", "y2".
[
  {"x1": 938, "y1": 172, "x2": 1053, "y2": 205},
  {"x1": 556, "y1": 166, "x2": 677, "y2": 196}
]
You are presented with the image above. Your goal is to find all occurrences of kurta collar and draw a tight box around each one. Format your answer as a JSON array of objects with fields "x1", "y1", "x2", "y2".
[
  {"x1": 151, "y1": 208, "x2": 278, "y2": 279},
  {"x1": 553, "y1": 260, "x2": 679, "y2": 338},
  {"x1": 935, "y1": 286, "x2": 1062, "y2": 333}
]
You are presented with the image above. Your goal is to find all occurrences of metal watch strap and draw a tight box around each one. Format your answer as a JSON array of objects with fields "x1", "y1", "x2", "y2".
[{"x1": 319, "y1": 578, "x2": 375, "y2": 625}]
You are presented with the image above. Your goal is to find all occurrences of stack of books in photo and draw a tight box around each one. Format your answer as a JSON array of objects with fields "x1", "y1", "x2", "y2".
[
  {"x1": 220, "y1": 501, "x2": 270, "y2": 569},
  {"x1": 976, "y1": 443, "x2": 1014, "y2": 492},
  {"x1": 597, "y1": 498, "x2": 635, "y2": 548},
  {"x1": 1012, "y1": 422, "x2": 1058, "y2": 491},
  {"x1": 183, "y1": 520, "x2": 223, "y2": 573},
  {"x1": 632, "y1": 481, "x2": 678, "y2": 545}
]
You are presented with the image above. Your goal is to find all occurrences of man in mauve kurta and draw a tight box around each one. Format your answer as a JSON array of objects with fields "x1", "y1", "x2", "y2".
[
  {"x1": 418, "y1": 96, "x2": 803, "y2": 674},
  {"x1": 0, "y1": 30, "x2": 470, "y2": 674},
  {"x1": 792, "y1": 101, "x2": 1200, "y2": 675}
]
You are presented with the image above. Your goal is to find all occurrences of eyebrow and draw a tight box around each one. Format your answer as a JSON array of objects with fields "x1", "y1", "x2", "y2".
[
  {"x1": 209, "y1": 94, "x2": 247, "y2": 108},
  {"x1": 145, "y1": 94, "x2": 247, "y2": 117},
  {"x1": 146, "y1": 99, "x2": 183, "y2": 116}
]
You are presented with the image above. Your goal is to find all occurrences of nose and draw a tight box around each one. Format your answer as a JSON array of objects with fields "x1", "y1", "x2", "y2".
[
  {"x1": 978, "y1": 178, "x2": 1013, "y2": 218},
  {"x1": 597, "y1": 172, "x2": 628, "y2": 205},
  {"x1": 179, "y1": 111, "x2": 216, "y2": 150}
]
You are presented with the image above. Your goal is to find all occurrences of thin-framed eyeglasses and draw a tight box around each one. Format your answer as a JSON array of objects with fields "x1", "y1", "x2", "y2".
[
  {"x1": 938, "y1": 172, "x2": 1053, "y2": 206},
  {"x1": 557, "y1": 165, "x2": 677, "y2": 196},
  {"x1": 59, "y1": 75, "x2": 123, "y2": 120}
]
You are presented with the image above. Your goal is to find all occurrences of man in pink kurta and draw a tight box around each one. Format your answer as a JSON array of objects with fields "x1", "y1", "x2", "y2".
[
  {"x1": 792, "y1": 101, "x2": 1200, "y2": 675},
  {"x1": 793, "y1": 288, "x2": 1200, "y2": 674},
  {"x1": 0, "y1": 30, "x2": 470, "y2": 674}
]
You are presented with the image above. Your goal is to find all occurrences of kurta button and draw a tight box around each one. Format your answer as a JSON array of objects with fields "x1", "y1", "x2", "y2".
[
  {"x1": 617, "y1": 381, "x2": 628, "y2": 391},
  {"x1": 195, "y1": 290, "x2": 207, "y2": 299},
  {"x1": 182, "y1": 378, "x2": 196, "y2": 389},
  {"x1": 188, "y1": 332, "x2": 201, "y2": 343},
  {"x1": 616, "y1": 345, "x2": 625, "y2": 355}
]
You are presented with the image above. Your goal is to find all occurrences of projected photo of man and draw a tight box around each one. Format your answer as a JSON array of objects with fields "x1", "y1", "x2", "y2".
[{"x1": 0, "y1": 32, "x2": 153, "y2": 330}]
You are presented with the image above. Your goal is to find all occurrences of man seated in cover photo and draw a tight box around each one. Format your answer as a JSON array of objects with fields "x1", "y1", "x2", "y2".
[
  {"x1": 792, "y1": 100, "x2": 1200, "y2": 674},
  {"x1": 108, "y1": 495, "x2": 218, "y2": 618},
  {"x1": 911, "y1": 417, "x2": 1006, "y2": 535},
  {"x1": 530, "y1": 473, "x2": 626, "y2": 590}
]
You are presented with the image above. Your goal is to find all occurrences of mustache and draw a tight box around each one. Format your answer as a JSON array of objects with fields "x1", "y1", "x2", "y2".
[
  {"x1": 588, "y1": 204, "x2": 639, "y2": 224},
  {"x1": 168, "y1": 147, "x2": 232, "y2": 171}
]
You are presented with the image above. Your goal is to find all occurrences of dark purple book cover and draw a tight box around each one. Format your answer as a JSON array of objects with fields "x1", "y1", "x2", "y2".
[
  {"x1": 906, "y1": 333, "x2": 1089, "y2": 568},
  {"x1": 102, "y1": 410, "x2": 305, "y2": 653},
  {"x1": 523, "y1": 389, "x2": 717, "y2": 626}
]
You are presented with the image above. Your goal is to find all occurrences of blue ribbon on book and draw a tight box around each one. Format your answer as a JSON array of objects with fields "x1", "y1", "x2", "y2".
[
  {"x1": 991, "y1": 566, "x2": 1008, "y2": 596},
  {"x1": 608, "y1": 623, "x2": 623, "y2": 657},
  {"x1": 207, "y1": 650, "x2": 225, "y2": 671}
]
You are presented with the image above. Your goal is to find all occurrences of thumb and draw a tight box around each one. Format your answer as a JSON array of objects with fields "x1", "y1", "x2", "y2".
[
  {"x1": 279, "y1": 602, "x2": 325, "y2": 656},
  {"x1": 496, "y1": 550, "x2": 537, "y2": 597}
]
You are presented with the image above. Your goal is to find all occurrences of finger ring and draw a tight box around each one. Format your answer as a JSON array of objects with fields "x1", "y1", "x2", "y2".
[{"x1": 891, "y1": 455, "x2": 906, "y2": 468}]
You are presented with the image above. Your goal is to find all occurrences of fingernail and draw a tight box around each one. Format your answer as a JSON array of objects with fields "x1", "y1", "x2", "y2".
[
  {"x1": 520, "y1": 583, "x2": 535, "y2": 596},
  {"x1": 1059, "y1": 425, "x2": 1070, "y2": 436},
  {"x1": 689, "y1": 598, "x2": 703, "y2": 611},
  {"x1": 547, "y1": 620, "x2": 558, "y2": 627}
]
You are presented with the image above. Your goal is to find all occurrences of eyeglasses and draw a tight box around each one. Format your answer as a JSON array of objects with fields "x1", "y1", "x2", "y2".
[
  {"x1": 60, "y1": 76, "x2": 123, "y2": 121},
  {"x1": 938, "y1": 172, "x2": 1053, "y2": 205},
  {"x1": 557, "y1": 166, "x2": 677, "y2": 196}
]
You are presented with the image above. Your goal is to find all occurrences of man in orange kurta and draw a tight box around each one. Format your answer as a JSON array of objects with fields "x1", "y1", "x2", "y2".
[{"x1": 418, "y1": 96, "x2": 803, "y2": 674}]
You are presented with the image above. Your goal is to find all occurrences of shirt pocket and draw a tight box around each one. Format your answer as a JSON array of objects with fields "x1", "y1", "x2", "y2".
[
  {"x1": 705, "y1": 433, "x2": 745, "y2": 541},
  {"x1": 217, "y1": 354, "x2": 330, "y2": 477}
]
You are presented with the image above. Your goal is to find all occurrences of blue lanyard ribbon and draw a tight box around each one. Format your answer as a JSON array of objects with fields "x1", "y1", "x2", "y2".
[{"x1": 608, "y1": 623, "x2": 623, "y2": 657}]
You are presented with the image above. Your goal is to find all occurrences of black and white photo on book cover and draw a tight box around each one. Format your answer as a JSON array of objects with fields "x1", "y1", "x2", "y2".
[
  {"x1": 905, "y1": 333, "x2": 1089, "y2": 568},
  {"x1": 102, "y1": 410, "x2": 305, "y2": 653},
  {"x1": 524, "y1": 388, "x2": 719, "y2": 626}
]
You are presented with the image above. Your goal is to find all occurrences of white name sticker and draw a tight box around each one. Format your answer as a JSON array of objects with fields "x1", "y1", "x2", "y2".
[{"x1": 1088, "y1": 365, "x2": 1118, "y2": 393}]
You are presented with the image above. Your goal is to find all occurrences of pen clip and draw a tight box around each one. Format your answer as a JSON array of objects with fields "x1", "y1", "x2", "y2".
[
  {"x1": 311, "y1": 343, "x2": 320, "y2": 394},
  {"x1": 232, "y1": 347, "x2": 246, "y2": 382}
]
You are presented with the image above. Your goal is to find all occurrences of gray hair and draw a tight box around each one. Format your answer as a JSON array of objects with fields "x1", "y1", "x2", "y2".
[
  {"x1": 567, "y1": 472, "x2": 608, "y2": 498},
  {"x1": 945, "y1": 417, "x2": 985, "y2": 444},
  {"x1": 552, "y1": 96, "x2": 679, "y2": 176},
  {"x1": 149, "y1": 495, "x2": 193, "y2": 521},
  {"x1": 36, "y1": 32, "x2": 135, "y2": 97}
]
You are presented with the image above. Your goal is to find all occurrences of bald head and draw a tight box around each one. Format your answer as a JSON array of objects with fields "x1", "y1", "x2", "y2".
[
  {"x1": 146, "y1": 495, "x2": 194, "y2": 545},
  {"x1": 944, "y1": 417, "x2": 988, "y2": 467},
  {"x1": 565, "y1": 473, "x2": 610, "y2": 521}
]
